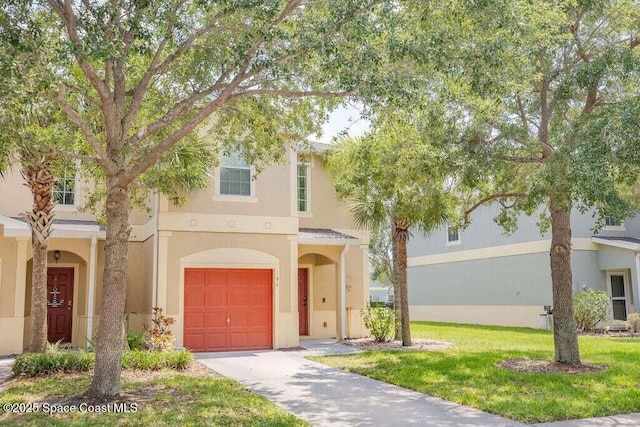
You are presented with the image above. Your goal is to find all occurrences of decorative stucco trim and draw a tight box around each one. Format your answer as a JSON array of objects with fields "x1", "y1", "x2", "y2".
[{"x1": 408, "y1": 238, "x2": 598, "y2": 267}]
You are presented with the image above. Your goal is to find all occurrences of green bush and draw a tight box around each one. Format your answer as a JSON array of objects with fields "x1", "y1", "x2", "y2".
[
  {"x1": 628, "y1": 313, "x2": 640, "y2": 333},
  {"x1": 361, "y1": 302, "x2": 396, "y2": 342},
  {"x1": 122, "y1": 349, "x2": 194, "y2": 370},
  {"x1": 574, "y1": 289, "x2": 610, "y2": 332},
  {"x1": 127, "y1": 332, "x2": 147, "y2": 350},
  {"x1": 369, "y1": 301, "x2": 385, "y2": 308},
  {"x1": 13, "y1": 350, "x2": 94, "y2": 376}
]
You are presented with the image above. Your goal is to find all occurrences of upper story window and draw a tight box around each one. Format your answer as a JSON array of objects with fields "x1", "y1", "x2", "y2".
[
  {"x1": 219, "y1": 152, "x2": 251, "y2": 196},
  {"x1": 446, "y1": 225, "x2": 460, "y2": 245},
  {"x1": 605, "y1": 216, "x2": 623, "y2": 227},
  {"x1": 53, "y1": 165, "x2": 76, "y2": 206},
  {"x1": 297, "y1": 163, "x2": 309, "y2": 212}
]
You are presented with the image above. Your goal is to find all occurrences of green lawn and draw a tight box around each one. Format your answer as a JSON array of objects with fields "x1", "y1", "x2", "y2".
[
  {"x1": 312, "y1": 322, "x2": 640, "y2": 423},
  {"x1": 0, "y1": 369, "x2": 306, "y2": 426}
]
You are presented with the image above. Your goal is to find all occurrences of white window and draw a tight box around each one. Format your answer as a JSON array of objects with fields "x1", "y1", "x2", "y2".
[
  {"x1": 53, "y1": 165, "x2": 76, "y2": 206},
  {"x1": 446, "y1": 225, "x2": 460, "y2": 245},
  {"x1": 388, "y1": 293, "x2": 394, "y2": 303},
  {"x1": 297, "y1": 163, "x2": 309, "y2": 212},
  {"x1": 219, "y1": 152, "x2": 251, "y2": 196},
  {"x1": 604, "y1": 216, "x2": 624, "y2": 229}
]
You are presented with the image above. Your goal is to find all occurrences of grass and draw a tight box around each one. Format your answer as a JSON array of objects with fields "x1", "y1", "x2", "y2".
[
  {"x1": 311, "y1": 322, "x2": 640, "y2": 423},
  {"x1": 0, "y1": 369, "x2": 306, "y2": 426}
]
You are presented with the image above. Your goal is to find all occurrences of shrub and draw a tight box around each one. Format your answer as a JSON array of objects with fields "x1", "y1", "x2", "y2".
[
  {"x1": 127, "y1": 332, "x2": 147, "y2": 350},
  {"x1": 122, "y1": 349, "x2": 194, "y2": 370},
  {"x1": 13, "y1": 347, "x2": 94, "y2": 376},
  {"x1": 144, "y1": 307, "x2": 176, "y2": 351},
  {"x1": 628, "y1": 313, "x2": 640, "y2": 333},
  {"x1": 574, "y1": 289, "x2": 610, "y2": 332},
  {"x1": 361, "y1": 302, "x2": 396, "y2": 342}
]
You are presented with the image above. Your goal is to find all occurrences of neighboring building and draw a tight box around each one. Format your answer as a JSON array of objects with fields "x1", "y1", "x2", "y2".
[
  {"x1": 0, "y1": 143, "x2": 369, "y2": 356},
  {"x1": 369, "y1": 280, "x2": 394, "y2": 305},
  {"x1": 407, "y1": 204, "x2": 639, "y2": 329}
]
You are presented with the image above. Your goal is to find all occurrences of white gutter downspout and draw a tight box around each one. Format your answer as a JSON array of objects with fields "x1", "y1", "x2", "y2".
[
  {"x1": 86, "y1": 236, "x2": 97, "y2": 341},
  {"x1": 635, "y1": 253, "x2": 640, "y2": 313},
  {"x1": 152, "y1": 193, "x2": 160, "y2": 307},
  {"x1": 340, "y1": 244, "x2": 350, "y2": 340}
]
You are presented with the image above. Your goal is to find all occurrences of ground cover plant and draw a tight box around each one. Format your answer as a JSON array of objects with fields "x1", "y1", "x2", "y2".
[
  {"x1": 0, "y1": 364, "x2": 306, "y2": 426},
  {"x1": 312, "y1": 322, "x2": 640, "y2": 423}
]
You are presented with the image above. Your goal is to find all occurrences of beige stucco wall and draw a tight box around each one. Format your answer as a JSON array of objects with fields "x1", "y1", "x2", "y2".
[
  {"x1": 298, "y1": 154, "x2": 355, "y2": 230},
  {"x1": 158, "y1": 231, "x2": 298, "y2": 349},
  {"x1": 410, "y1": 305, "x2": 544, "y2": 329},
  {"x1": 167, "y1": 162, "x2": 293, "y2": 218}
]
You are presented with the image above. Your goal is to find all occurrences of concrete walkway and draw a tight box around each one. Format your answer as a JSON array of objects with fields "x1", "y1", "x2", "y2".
[
  {"x1": 0, "y1": 358, "x2": 14, "y2": 389},
  {"x1": 197, "y1": 340, "x2": 522, "y2": 426},
  {"x1": 197, "y1": 340, "x2": 640, "y2": 427}
]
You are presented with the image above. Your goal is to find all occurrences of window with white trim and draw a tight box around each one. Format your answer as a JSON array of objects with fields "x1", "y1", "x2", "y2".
[
  {"x1": 53, "y1": 165, "x2": 76, "y2": 205},
  {"x1": 219, "y1": 152, "x2": 251, "y2": 196},
  {"x1": 446, "y1": 225, "x2": 460, "y2": 245},
  {"x1": 605, "y1": 216, "x2": 623, "y2": 227},
  {"x1": 297, "y1": 163, "x2": 309, "y2": 212}
]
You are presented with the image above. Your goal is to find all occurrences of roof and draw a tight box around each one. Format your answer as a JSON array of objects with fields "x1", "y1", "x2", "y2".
[
  {"x1": 298, "y1": 228, "x2": 358, "y2": 245},
  {"x1": 296, "y1": 140, "x2": 331, "y2": 154},
  {"x1": 592, "y1": 236, "x2": 640, "y2": 251},
  {"x1": 1, "y1": 215, "x2": 105, "y2": 239}
]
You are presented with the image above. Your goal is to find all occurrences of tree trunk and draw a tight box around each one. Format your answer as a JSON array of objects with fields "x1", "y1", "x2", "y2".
[
  {"x1": 393, "y1": 218, "x2": 411, "y2": 346},
  {"x1": 549, "y1": 196, "x2": 581, "y2": 365},
  {"x1": 29, "y1": 245, "x2": 48, "y2": 352},
  {"x1": 86, "y1": 179, "x2": 132, "y2": 397},
  {"x1": 391, "y1": 223, "x2": 401, "y2": 341},
  {"x1": 22, "y1": 157, "x2": 56, "y2": 353}
]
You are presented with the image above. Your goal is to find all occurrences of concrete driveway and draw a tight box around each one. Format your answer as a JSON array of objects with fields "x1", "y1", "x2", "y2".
[{"x1": 196, "y1": 340, "x2": 522, "y2": 426}]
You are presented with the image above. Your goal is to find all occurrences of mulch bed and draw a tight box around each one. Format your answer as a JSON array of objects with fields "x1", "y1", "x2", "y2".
[
  {"x1": 343, "y1": 337, "x2": 453, "y2": 351},
  {"x1": 498, "y1": 358, "x2": 606, "y2": 374}
]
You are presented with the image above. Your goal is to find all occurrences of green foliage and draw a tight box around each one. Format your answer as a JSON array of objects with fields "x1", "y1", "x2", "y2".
[
  {"x1": 627, "y1": 313, "x2": 640, "y2": 333},
  {"x1": 127, "y1": 332, "x2": 148, "y2": 351},
  {"x1": 121, "y1": 349, "x2": 194, "y2": 371},
  {"x1": 144, "y1": 307, "x2": 176, "y2": 351},
  {"x1": 574, "y1": 289, "x2": 611, "y2": 332},
  {"x1": 361, "y1": 303, "x2": 396, "y2": 342},
  {"x1": 13, "y1": 347, "x2": 94, "y2": 376}
]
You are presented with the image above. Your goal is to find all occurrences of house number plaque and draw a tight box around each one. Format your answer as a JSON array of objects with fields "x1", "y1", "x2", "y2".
[{"x1": 47, "y1": 287, "x2": 64, "y2": 308}]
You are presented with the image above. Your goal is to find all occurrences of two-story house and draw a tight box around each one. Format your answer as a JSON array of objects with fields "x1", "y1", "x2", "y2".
[
  {"x1": 0, "y1": 142, "x2": 369, "y2": 355},
  {"x1": 407, "y1": 204, "x2": 639, "y2": 329}
]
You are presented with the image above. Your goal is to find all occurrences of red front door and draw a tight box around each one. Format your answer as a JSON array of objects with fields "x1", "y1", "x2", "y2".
[
  {"x1": 47, "y1": 267, "x2": 74, "y2": 343},
  {"x1": 298, "y1": 268, "x2": 309, "y2": 335}
]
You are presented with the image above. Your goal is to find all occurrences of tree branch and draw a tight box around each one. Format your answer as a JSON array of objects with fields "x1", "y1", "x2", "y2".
[
  {"x1": 47, "y1": 0, "x2": 112, "y2": 102},
  {"x1": 228, "y1": 86, "x2": 360, "y2": 100},
  {"x1": 464, "y1": 192, "x2": 527, "y2": 223},
  {"x1": 497, "y1": 155, "x2": 544, "y2": 164},
  {"x1": 51, "y1": 148, "x2": 99, "y2": 164},
  {"x1": 55, "y1": 86, "x2": 114, "y2": 173}
]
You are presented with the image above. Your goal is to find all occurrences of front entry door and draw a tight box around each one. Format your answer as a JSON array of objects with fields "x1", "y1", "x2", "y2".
[
  {"x1": 610, "y1": 273, "x2": 628, "y2": 321},
  {"x1": 298, "y1": 268, "x2": 309, "y2": 335},
  {"x1": 47, "y1": 267, "x2": 74, "y2": 343}
]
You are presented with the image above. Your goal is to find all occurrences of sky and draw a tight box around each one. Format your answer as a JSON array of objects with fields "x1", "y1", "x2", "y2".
[{"x1": 314, "y1": 104, "x2": 370, "y2": 144}]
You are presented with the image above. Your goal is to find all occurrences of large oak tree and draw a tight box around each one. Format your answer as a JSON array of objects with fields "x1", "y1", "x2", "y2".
[{"x1": 26, "y1": 0, "x2": 394, "y2": 397}]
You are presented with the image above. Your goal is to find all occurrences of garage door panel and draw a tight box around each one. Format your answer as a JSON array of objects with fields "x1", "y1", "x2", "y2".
[
  {"x1": 185, "y1": 312, "x2": 205, "y2": 328},
  {"x1": 184, "y1": 268, "x2": 272, "y2": 352},
  {"x1": 184, "y1": 334, "x2": 204, "y2": 351},
  {"x1": 205, "y1": 333, "x2": 228, "y2": 351},
  {"x1": 206, "y1": 311, "x2": 228, "y2": 328}
]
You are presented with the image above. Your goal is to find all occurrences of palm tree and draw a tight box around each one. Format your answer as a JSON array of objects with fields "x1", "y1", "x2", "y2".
[
  {"x1": 21, "y1": 152, "x2": 57, "y2": 352},
  {"x1": 327, "y1": 124, "x2": 453, "y2": 346}
]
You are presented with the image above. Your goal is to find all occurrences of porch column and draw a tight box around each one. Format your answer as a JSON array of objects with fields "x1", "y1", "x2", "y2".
[
  {"x1": 339, "y1": 244, "x2": 350, "y2": 340},
  {"x1": 156, "y1": 231, "x2": 172, "y2": 310},
  {"x1": 86, "y1": 236, "x2": 97, "y2": 340},
  {"x1": 14, "y1": 237, "x2": 29, "y2": 318}
]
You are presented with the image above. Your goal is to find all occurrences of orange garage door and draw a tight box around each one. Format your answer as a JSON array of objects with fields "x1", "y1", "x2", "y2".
[{"x1": 184, "y1": 268, "x2": 273, "y2": 352}]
